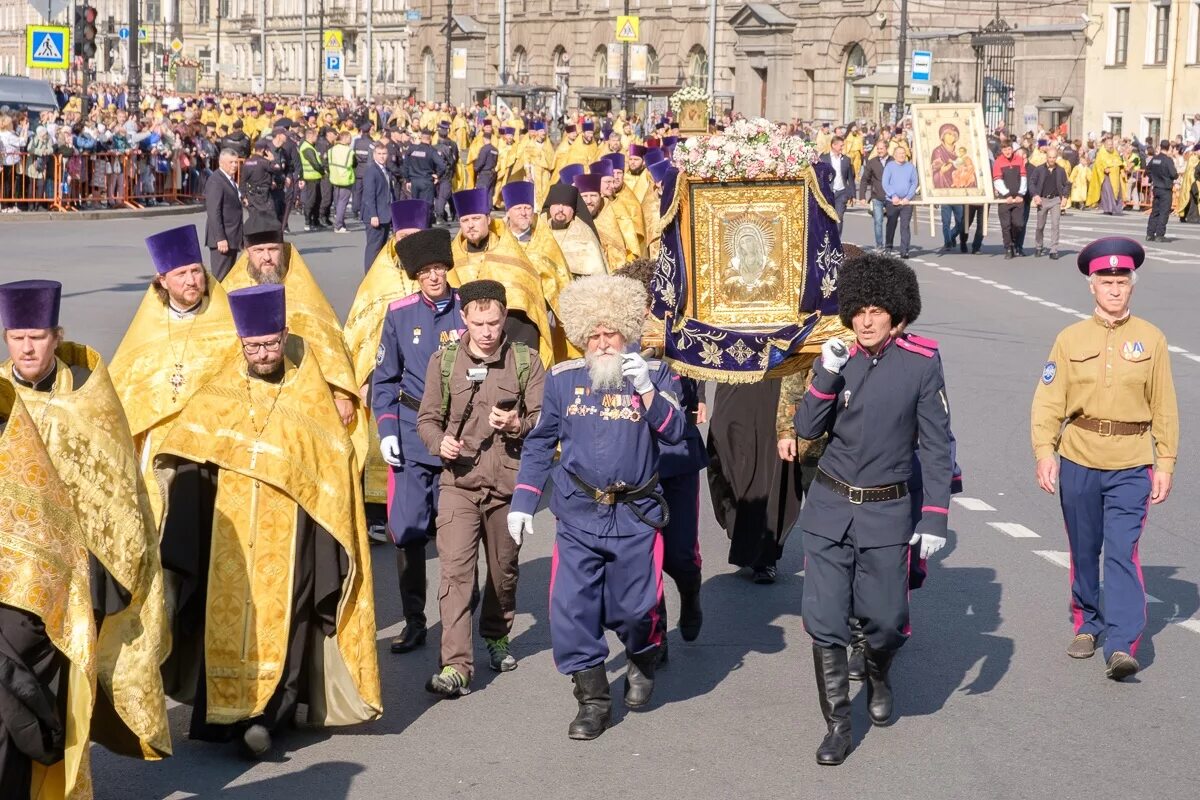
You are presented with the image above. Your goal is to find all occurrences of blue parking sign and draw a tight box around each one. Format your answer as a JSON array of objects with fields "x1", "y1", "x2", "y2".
[{"x1": 325, "y1": 53, "x2": 342, "y2": 74}]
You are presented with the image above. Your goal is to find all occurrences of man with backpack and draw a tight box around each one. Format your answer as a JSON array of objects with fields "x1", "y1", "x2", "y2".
[{"x1": 415, "y1": 279, "x2": 545, "y2": 698}]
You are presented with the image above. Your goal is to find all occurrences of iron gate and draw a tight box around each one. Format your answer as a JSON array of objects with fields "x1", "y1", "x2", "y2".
[{"x1": 974, "y1": 19, "x2": 1015, "y2": 131}]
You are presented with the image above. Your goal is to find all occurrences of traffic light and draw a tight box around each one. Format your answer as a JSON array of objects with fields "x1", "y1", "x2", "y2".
[{"x1": 81, "y1": 5, "x2": 98, "y2": 60}]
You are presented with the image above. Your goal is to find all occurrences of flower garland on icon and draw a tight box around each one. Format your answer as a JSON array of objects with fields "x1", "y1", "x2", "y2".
[{"x1": 672, "y1": 117, "x2": 819, "y2": 181}]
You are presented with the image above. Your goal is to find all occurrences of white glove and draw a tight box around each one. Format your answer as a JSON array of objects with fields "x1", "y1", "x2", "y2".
[
  {"x1": 820, "y1": 338, "x2": 850, "y2": 374},
  {"x1": 380, "y1": 435, "x2": 402, "y2": 467},
  {"x1": 507, "y1": 512, "x2": 533, "y2": 547},
  {"x1": 621, "y1": 352, "x2": 654, "y2": 394},
  {"x1": 909, "y1": 532, "x2": 946, "y2": 560}
]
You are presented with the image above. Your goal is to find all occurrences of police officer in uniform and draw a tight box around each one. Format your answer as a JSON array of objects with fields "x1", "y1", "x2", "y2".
[
  {"x1": 405, "y1": 129, "x2": 446, "y2": 210},
  {"x1": 434, "y1": 121, "x2": 459, "y2": 224},
  {"x1": 238, "y1": 139, "x2": 284, "y2": 233},
  {"x1": 371, "y1": 227, "x2": 462, "y2": 654},
  {"x1": 474, "y1": 132, "x2": 500, "y2": 201},
  {"x1": 298, "y1": 126, "x2": 326, "y2": 231},
  {"x1": 1145, "y1": 141, "x2": 1178, "y2": 242},
  {"x1": 317, "y1": 126, "x2": 337, "y2": 228},
  {"x1": 350, "y1": 122, "x2": 375, "y2": 220},
  {"x1": 794, "y1": 253, "x2": 953, "y2": 766},
  {"x1": 508, "y1": 274, "x2": 686, "y2": 741},
  {"x1": 1031, "y1": 236, "x2": 1178, "y2": 681}
]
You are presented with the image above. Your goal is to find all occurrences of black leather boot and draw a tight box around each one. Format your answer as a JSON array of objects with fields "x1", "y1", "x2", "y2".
[
  {"x1": 812, "y1": 645, "x2": 852, "y2": 766},
  {"x1": 568, "y1": 666, "x2": 611, "y2": 740},
  {"x1": 1004, "y1": 246, "x2": 1014, "y2": 260},
  {"x1": 676, "y1": 574, "x2": 704, "y2": 642},
  {"x1": 391, "y1": 544, "x2": 428, "y2": 653},
  {"x1": 847, "y1": 620, "x2": 867, "y2": 682},
  {"x1": 864, "y1": 647, "x2": 895, "y2": 726},
  {"x1": 624, "y1": 648, "x2": 658, "y2": 709}
]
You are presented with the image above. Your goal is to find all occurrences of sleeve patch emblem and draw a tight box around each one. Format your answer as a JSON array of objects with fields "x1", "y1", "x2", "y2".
[
  {"x1": 1041, "y1": 361, "x2": 1056, "y2": 384},
  {"x1": 376, "y1": 343, "x2": 386, "y2": 365}
]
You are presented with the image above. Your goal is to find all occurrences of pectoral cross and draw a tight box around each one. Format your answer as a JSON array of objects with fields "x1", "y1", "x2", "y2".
[
  {"x1": 246, "y1": 439, "x2": 267, "y2": 470},
  {"x1": 169, "y1": 363, "x2": 185, "y2": 401}
]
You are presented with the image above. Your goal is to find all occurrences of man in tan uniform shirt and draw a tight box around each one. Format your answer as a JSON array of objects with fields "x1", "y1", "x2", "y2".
[{"x1": 1031, "y1": 237, "x2": 1178, "y2": 682}]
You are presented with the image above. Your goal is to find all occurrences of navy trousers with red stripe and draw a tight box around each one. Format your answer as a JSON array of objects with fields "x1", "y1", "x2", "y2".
[
  {"x1": 661, "y1": 472, "x2": 702, "y2": 582},
  {"x1": 1059, "y1": 458, "x2": 1151, "y2": 660},
  {"x1": 550, "y1": 522, "x2": 664, "y2": 675}
]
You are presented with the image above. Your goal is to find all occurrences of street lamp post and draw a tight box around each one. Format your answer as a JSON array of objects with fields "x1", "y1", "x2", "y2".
[
  {"x1": 317, "y1": 0, "x2": 324, "y2": 99},
  {"x1": 215, "y1": 2, "x2": 221, "y2": 92},
  {"x1": 444, "y1": 0, "x2": 453, "y2": 104},
  {"x1": 127, "y1": 0, "x2": 141, "y2": 109},
  {"x1": 895, "y1": 0, "x2": 909, "y2": 126},
  {"x1": 620, "y1": 0, "x2": 629, "y2": 115}
]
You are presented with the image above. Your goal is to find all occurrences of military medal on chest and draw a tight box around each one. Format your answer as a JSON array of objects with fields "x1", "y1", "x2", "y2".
[{"x1": 413, "y1": 326, "x2": 422, "y2": 345}]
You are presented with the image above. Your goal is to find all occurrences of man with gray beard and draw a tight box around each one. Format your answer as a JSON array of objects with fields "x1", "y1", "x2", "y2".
[{"x1": 508, "y1": 273, "x2": 687, "y2": 741}]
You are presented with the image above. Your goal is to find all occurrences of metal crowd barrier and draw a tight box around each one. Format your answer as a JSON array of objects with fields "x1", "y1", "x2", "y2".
[{"x1": 0, "y1": 151, "x2": 206, "y2": 212}]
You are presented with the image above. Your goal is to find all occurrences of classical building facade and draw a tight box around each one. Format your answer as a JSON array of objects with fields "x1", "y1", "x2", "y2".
[
  {"x1": 1081, "y1": 0, "x2": 1200, "y2": 142},
  {"x1": 402, "y1": 0, "x2": 1087, "y2": 131}
]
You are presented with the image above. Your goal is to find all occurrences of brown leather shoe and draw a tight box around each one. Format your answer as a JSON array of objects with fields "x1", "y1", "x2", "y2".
[
  {"x1": 1106, "y1": 651, "x2": 1139, "y2": 681},
  {"x1": 1066, "y1": 633, "x2": 1096, "y2": 659}
]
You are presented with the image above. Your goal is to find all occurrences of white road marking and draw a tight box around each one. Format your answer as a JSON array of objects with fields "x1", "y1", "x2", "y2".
[
  {"x1": 1177, "y1": 619, "x2": 1200, "y2": 636},
  {"x1": 953, "y1": 497, "x2": 996, "y2": 512},
  {"x1": 927, "y1": 258, "x2": 1200, "y2": 363},
  {"x1": 988, "y1": 522, "x2": 1041, "y2": 538},
  {"x1": 1034, "y1": 550, "x2": 1071, "y2": 568}
]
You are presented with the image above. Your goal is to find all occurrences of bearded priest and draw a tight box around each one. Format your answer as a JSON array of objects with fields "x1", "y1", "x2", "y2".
[{"x1": 154, "y1": 284, "x2": 381, "y2": 760}]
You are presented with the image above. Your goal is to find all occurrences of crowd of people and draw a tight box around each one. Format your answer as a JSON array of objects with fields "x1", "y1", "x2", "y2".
[{"x1": 0, "y1": 86, "x2": 1183, "y2": 797}]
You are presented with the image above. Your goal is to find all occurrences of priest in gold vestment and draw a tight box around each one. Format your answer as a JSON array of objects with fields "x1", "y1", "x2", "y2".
[
  {"x1": 155, "y1": 284, "x2": 381, "y2": 759},
  {"x1": 574, "y1": 172, "x2": 638, "y2": 272},
  {"x1": 1, "y1": 281, "x2": 171, "y2": 766},
  {"x1": 345, "y1": 199, "x2": 432, "y2": 538},
  {"x1": 222, "y1": 222, "x2": 367, "y2": 462},
  {"x1": 109, "y1": 224, "x2": 239, "y2": 529},
  {"x1": 598, "y1": 154, "x2": 646, "y2": 254},
  {"x1": 450, "y1": 188, "x2": 554, "y2": 365},
  {"x1": 0, "y1": 301, "x2": 96, "y2": 800}
]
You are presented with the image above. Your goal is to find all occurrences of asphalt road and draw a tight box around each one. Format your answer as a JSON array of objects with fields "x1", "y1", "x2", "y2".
[{"x1": 5, "y1": 204, "x2": 1198, "y2": 800}]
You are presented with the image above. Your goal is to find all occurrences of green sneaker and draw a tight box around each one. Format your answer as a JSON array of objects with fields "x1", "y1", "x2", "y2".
[
  {"x1": 425, "y1": 665, "x2": 470, "y2": 697},
  {"x1": 486, "y1": 636, "x2": 518, "y2": 672}
]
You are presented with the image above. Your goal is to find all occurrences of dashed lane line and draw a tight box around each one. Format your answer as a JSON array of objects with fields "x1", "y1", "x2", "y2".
[
  {"x1": 1033, "y1": 549, "x2": 1072, "y2": 568},
  {"x1": 988, "y1": 522, "x2": 1041, "y2": 538},
  {"x1": 953, "y1": 497, "x2": 996, "y2": 512},
  {"x1": 914, "y1": 257, "x2": 1200, "y2": 365}
]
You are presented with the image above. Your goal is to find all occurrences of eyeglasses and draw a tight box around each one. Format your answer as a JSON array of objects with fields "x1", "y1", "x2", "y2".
[
  {"x1": 418, "y1": 266, "x2": 449, "y2": 276},
  {"x1": 242, "y1": 338, "x2": 284, "y2": 354}
]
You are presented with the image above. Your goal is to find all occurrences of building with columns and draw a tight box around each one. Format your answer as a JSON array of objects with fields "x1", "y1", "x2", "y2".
[
  {"x1": 1081, "y1": 0, "x2": 1200, "y2": 142},
  {"x1": 402, "y1": 1, "x2": 1088, "y2": 132}
]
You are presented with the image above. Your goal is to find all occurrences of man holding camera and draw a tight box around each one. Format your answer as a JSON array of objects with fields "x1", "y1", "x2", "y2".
[{"x1": 416, "y1": 280, "x2": 545, "y2": 698}]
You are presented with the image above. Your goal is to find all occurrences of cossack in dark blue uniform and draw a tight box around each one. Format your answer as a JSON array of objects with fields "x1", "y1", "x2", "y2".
[
  {"x1": 513, "y1": 356, "x2": 687, "y2": 675},
  {"x1": 371, "y1": 289, "x2": 463, "y2": 542},
  {"x1": 795, "y1": 335, "x2": 953, "y2": 652}
]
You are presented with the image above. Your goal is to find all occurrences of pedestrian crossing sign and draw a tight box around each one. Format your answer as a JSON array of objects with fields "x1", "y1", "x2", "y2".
[
  {"x1": 324, "y1": 30, "x2": 343, "y2": 51},
  {"x1": 26, "y1": 25, "x2": 70, "y2": 70},
  {"x1": 616, "y1": 15, "x2": 639, "y2": 43}
]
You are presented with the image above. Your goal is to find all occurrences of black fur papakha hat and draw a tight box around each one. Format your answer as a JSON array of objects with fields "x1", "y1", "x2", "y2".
[
  {"x1": 836, "y1": 252, "x2": 921, "y2": 329},
  {"x1": 395, "y1": 228, "x2": 454, "y2": 279}
]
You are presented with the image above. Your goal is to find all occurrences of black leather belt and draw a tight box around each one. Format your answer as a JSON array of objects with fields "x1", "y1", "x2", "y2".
[
  {"x1": 567, "y1": 471, "x2": 670, "y2": 528},
  {"x1": 398, "y1": 391, "x2": 422, "y2": 412},
  {"x1": 816, "y1": 469, "x2": 908, "y2": 505}
]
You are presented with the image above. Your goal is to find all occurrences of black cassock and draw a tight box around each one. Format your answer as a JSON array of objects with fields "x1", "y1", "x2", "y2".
[
  {"x1": 706, "y1": 379, "x2": 805, "y2": 570},
  {"x1": 159, "y1": 459, "x2": 347, "y2": 742}
]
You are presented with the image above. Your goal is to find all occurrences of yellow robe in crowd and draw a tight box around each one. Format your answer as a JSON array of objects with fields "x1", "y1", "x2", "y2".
[
  {"x1": 344, "y1": 251, "x2": 421, "y2": 505},
  {"x1": 846, "y1": 131, "x2": 865, "y2": 177},
  {"x1": 1070, "y1": 162, "x2": 1091, "y2": 205},
  {"x1": 224, "y1": 246, "x2": 368, "y2": 467},
  {"x1": 3, "y1": 345, "x2": 171, "y2": 764},
  {"x1": 493, "y1": 138, "x2": 525, "y2": 208},
  {"x1": 611, "y1": 185, "x2": 647, "y2": 253},
  {"x1": 154, "y1": 340, "x2": 381, "y2": 728},
  {"x1": 0, "y1": 385, "x2": 97, "y2": 800},
  {"x1": 451, "y1": 220, "x2": 554, "y2": 366},
  {"x1": 592, "y1": 199, "x2": 640, "y2": 271},
  {"x1": 1088, "y1": 147, "x2": 1125, "y2": 207},
  {"x1": 450, "y1": 116, "x2": 472, "y2": 190},
  {"x1": 109, "y1": 279, "x2": 239, "y2": 527},
  {"x1": 522, "y1": 137, "x2": 557, "y2": 209},
  {"x1": 1174, "y1": 153, "x2": 1200, "y2": 217}
]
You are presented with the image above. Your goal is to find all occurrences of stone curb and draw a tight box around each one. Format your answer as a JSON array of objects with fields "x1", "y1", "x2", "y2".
[{"x1": 0, "y1": 204, "x2": 201, "y2": 223}]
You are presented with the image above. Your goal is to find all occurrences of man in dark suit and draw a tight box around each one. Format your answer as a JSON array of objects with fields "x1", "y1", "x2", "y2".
[
  {"x1": 362, "y1": 140, "x2": 397, "y2": 270},
  {"x1": 819, "y1": 136, "x2": 857, "y2": 234},
  {"x1": 204, "y1": 149, "x2": 244, "y2": 280},
  {"x1": 473, "y1": 132, "x2": 499, "y2": 200}
]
